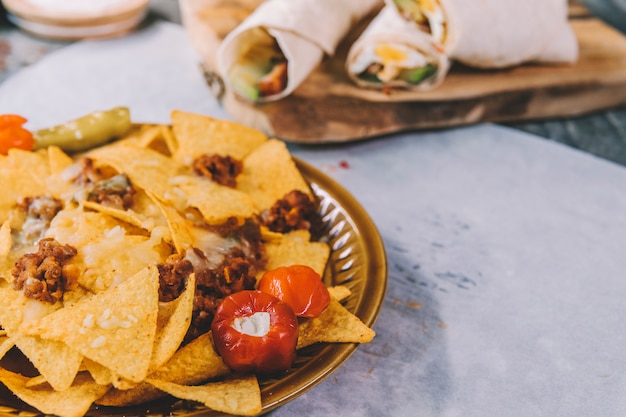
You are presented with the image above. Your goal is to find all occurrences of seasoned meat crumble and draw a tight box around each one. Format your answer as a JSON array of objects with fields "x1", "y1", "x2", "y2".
[
  {"x1": 260, "y1": 190, "x2": 321, "y2": 236},
  {"x1": 192, "y1": 154, "x2": 243, "y2": 188},
  {"x1": 12, "y1": 238, "x2": 79, "y2": 304}
]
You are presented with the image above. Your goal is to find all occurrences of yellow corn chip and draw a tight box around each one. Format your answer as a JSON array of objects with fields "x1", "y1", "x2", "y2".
[
  {"x1": 160, "y1": 125, "x2": 178, "y2": 155},
  {"x1": 149, "y1": 192, "x2": 194, "y2": 253},
  {"x1": 328, "y1": 285, "x2": 352, "y2": 302},
  {"x1": 0, "y1": 286, "x2": 83, "y2": 391},
  {"x1": 297, "y1": 298, "x2": 376, "y2": 350},
  {"x1": 19, "y1": 265, "x2": 160, "y2": 383},
  {"x1": 0, "y1": 335, "x2": 14, "y2": 360},
  {"x1": 146, "y1": 374, "x2": 262, "y2": 417},
  {"x1": 97, "y1": 331, "x2": 230, "y2": 406},
  {"x1": 25, "y1": 374, "x2": 48, "y2": 388},
  {"x1": 150, "y1": 274, "x2": 196, "y2": 372},
  {"x1": 0, "y1": 220, "x2": 10, "y2": 258},
  {"x1": 237, "y1": 139, "x2": 312, "y2": 211},
  {"x1": 47, "y1": 145, "x2": 73, "y2": 174},
  {"x1": 0, "y1": 369, "x2": 108, "y2": 417},
  {"x1": 0, "y1": 149, "x2": 51, "y2": 215},
  {"x1": 263, "y1": 229, "x2": 330, "y2": 276},
  {"x1": 173, "y1": 177, "x2": 257, "y2": 225},
  {"x1": 10, "y1": 334, "x2": 84, "y2": 392},
  {"x1": 171, "y1": 110, "x2": 266, "y2": 162},
  {"x1": 82, "y1": 357, "x2": 113, "y2": 386},
  {"x1": 81, "y1": 188, "x2": 166, "y2": 232},
  {"x1": 87, "y1": 145, "x2": 181, "y2": 200}
]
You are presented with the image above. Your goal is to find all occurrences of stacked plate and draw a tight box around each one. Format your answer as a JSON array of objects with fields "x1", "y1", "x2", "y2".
[{"x1": 1, "y1": 0, "x2": 150, "y2": 40}]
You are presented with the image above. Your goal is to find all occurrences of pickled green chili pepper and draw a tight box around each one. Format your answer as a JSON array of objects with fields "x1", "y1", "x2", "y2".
[{"x1": 33, "y1": 106, "x2": 132, "y2": 152}]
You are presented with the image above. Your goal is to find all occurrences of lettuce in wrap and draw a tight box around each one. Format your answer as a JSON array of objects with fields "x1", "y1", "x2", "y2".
[{"x1": 217, "y1": 0, "x2": 383, "y2": 102}]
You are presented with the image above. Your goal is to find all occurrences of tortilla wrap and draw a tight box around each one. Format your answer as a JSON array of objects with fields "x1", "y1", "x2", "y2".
[
  {"x1": 346, "y1": 5, "x2": 450, "y2": 91},
  {"x1": 390, "y1": 0, "x2": 578, "y2": 69},
  {"x1": 217, "y1": 0, "x2": 383, "y2": 102}
]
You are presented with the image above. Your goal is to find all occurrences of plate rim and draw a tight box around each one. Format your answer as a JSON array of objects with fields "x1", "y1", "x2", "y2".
[{"x1": 253, "y1": 157, "x2": 388, "y2": 414}]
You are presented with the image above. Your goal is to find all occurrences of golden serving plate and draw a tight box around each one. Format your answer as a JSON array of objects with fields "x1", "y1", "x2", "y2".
[{"x1": 0, "y1": 158, "x2": 387, "y2": 416}]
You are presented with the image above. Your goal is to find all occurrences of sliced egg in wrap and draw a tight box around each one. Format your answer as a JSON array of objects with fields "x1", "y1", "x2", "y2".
[
  {"x1": 217, "y1": 0, "x2": 383, "y2": 102},
  {"x1": 346, "y1": 5, "x2": 449, "y2": 91}
]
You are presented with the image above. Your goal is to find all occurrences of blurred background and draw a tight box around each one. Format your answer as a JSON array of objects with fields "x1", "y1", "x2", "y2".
[{"x1": 1, "y1": 0, "x2": 626, "y2": 164}]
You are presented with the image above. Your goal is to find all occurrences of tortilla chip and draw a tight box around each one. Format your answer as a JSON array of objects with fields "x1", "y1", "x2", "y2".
[
  {"x1": 0, "y1": 149, "x2": 51, "y2": 213},
  {"x1": 45, "y1": 208, "x2": 167, "y2": 294},
  {"x1": 96, "y1": 331, "x2": 230, "y2": 406},
  {"x1": 47, "y1": 146, "x2": 73, "y2": 174},
  {"x1": 24, "y1": 374, "x2": 48, "y2": 388},
  {"x1": 160, "y1": 125, "x2": 178, "y2": 155},
  {"x1": 81, "y1": 188, "x2": 166, "y2": 232},
  {"x1": 0, "y1": 369, "x2": 108, "y2": 417},
  {"x1": 87, "y1": 145, "x2": 181, "y2": 200},
  {"x1": 11, "y1": 334, "x2": 84, "y2": 392},
  {"x1": 146, "y1": 374, "x2": 262, "y2": 417},
  {"x1": 0, "y1": 335, "x2": 14, "y2": 360},
  {"x1": 150, "y1": 274, "x2": 196, "y2": 372},
  {"x1": 297, "y1": 298, "x2": 376, "y2": 350},
  {"x1": 173, "y1": 177, "x2": 257, "y2": 224},
  {"x1": 46, "y1": 206, "x2": 120, "y2": 248},
  {"x1": 0, "y1": 286, "x2": 83, "y2": 391},
  {"x1": 171, "y1": 110, "x2": 266, "y2": 163},
  {"x1": 328, "y1": 285, "x2": 352, "y2": 302},
  {"x1": 132, "y1": 125, "x2": 164, "y2": 147},
  {"x1": 19, "y1": 265, "x2": 160, "y2": 383},
  {"x1": 115, "y1": 124, "x2": 175, "y2": 157},
  {"x1": 82, "y1": 357, "x2": 113, "y2": 386},
  {"x1": 0, "y1": 220, "x2": 11, "y2": 257},
  {"x1": 263, "y1": 229, "x2": 330, "y2": 276},
  {"x1": 150, "y1": 193, "x2": 194, "y2": 253},
  {"x1": 148, "y1": 331, "x2": 230, "y2": 385},
  {"x1": 237, "y1": 139, "x2": 312, "y2": 211}
]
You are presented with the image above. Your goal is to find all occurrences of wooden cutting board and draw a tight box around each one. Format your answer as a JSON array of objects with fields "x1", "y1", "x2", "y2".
[{"x1": 181, "y1": 0, "x2": 626, "y2": 143}]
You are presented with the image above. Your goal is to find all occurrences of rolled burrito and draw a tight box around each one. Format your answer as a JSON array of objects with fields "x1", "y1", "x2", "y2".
[
  {"x1": 346, "y1": 5, "x2": 450, "y2": 91},
  {"x1": 390, "y1": 0, "x2": 579, "y2": 69},
  {"x1": 217, "y1": 0, "x2": 383, "y2": 102}
]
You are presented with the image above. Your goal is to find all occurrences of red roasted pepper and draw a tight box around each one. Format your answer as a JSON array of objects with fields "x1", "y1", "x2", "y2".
[
  {"x1": 258, "y1": 265, "x2": 330, "y2": 318},
  {"x1": 211, "y1": 290, "x2": 299, "y2": 374},
  {"x1": 0, "y1": 114, "x2": 34, "y2": 155}
]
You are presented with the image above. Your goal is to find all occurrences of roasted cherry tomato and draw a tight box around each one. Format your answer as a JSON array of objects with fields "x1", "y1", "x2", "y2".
[
  {"x1": 257, "y1": 265, "x2": 330, "y2": 318},
  {"x1": 211, "y1": 290, "x2": 298, "y2": 374},
  {"x1": 0, "y1": 114, "x2": 34, "y2": 155}
]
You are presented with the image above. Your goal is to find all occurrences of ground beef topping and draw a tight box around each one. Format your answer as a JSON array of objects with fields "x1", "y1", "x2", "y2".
[
  {"x1": 192, "y1": 154, "x2": 243, "y2": 188},
  {"x1": 156, "y1": 216, "x2": 268, "y2": 343},
  {"x1": 260, "y1": 189, "x2": 321, "y2": 235},
  {"x1": 157, "y1": 252, "x2": 194, "y2": 303},
  {"x1": 17, "y1": 195, "x2": 63, "y2": 223},
  {"x1": 72, "y1": 157, "x2": 102, "y2": 187},
  {"x1": 12, "y1": 238, "x2": 79, "y2": 304},
  {"x1": 87, "y1": 173, "x2": 136, "y2": 210},
  {"x1": 156, "y1": 246, "x2": 258, "y2": 344},
  {"x1": 187, "y1": 249, "x2": 256, "y2": 343}
]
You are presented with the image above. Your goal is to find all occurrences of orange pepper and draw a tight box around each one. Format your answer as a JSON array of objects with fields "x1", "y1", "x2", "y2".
[{"x1": 0, "y1": 114, "x2": 34, "y2": 155}]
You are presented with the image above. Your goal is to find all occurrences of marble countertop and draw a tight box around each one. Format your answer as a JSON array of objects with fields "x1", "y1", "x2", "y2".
[{"x1": 1, "y1": 2, "x2": 626, "y2": 417}]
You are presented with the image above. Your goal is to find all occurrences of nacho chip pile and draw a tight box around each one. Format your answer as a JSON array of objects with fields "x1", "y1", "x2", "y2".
[{"x1": 0, "y1": 111, "x2": 375, "y2": 417}]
